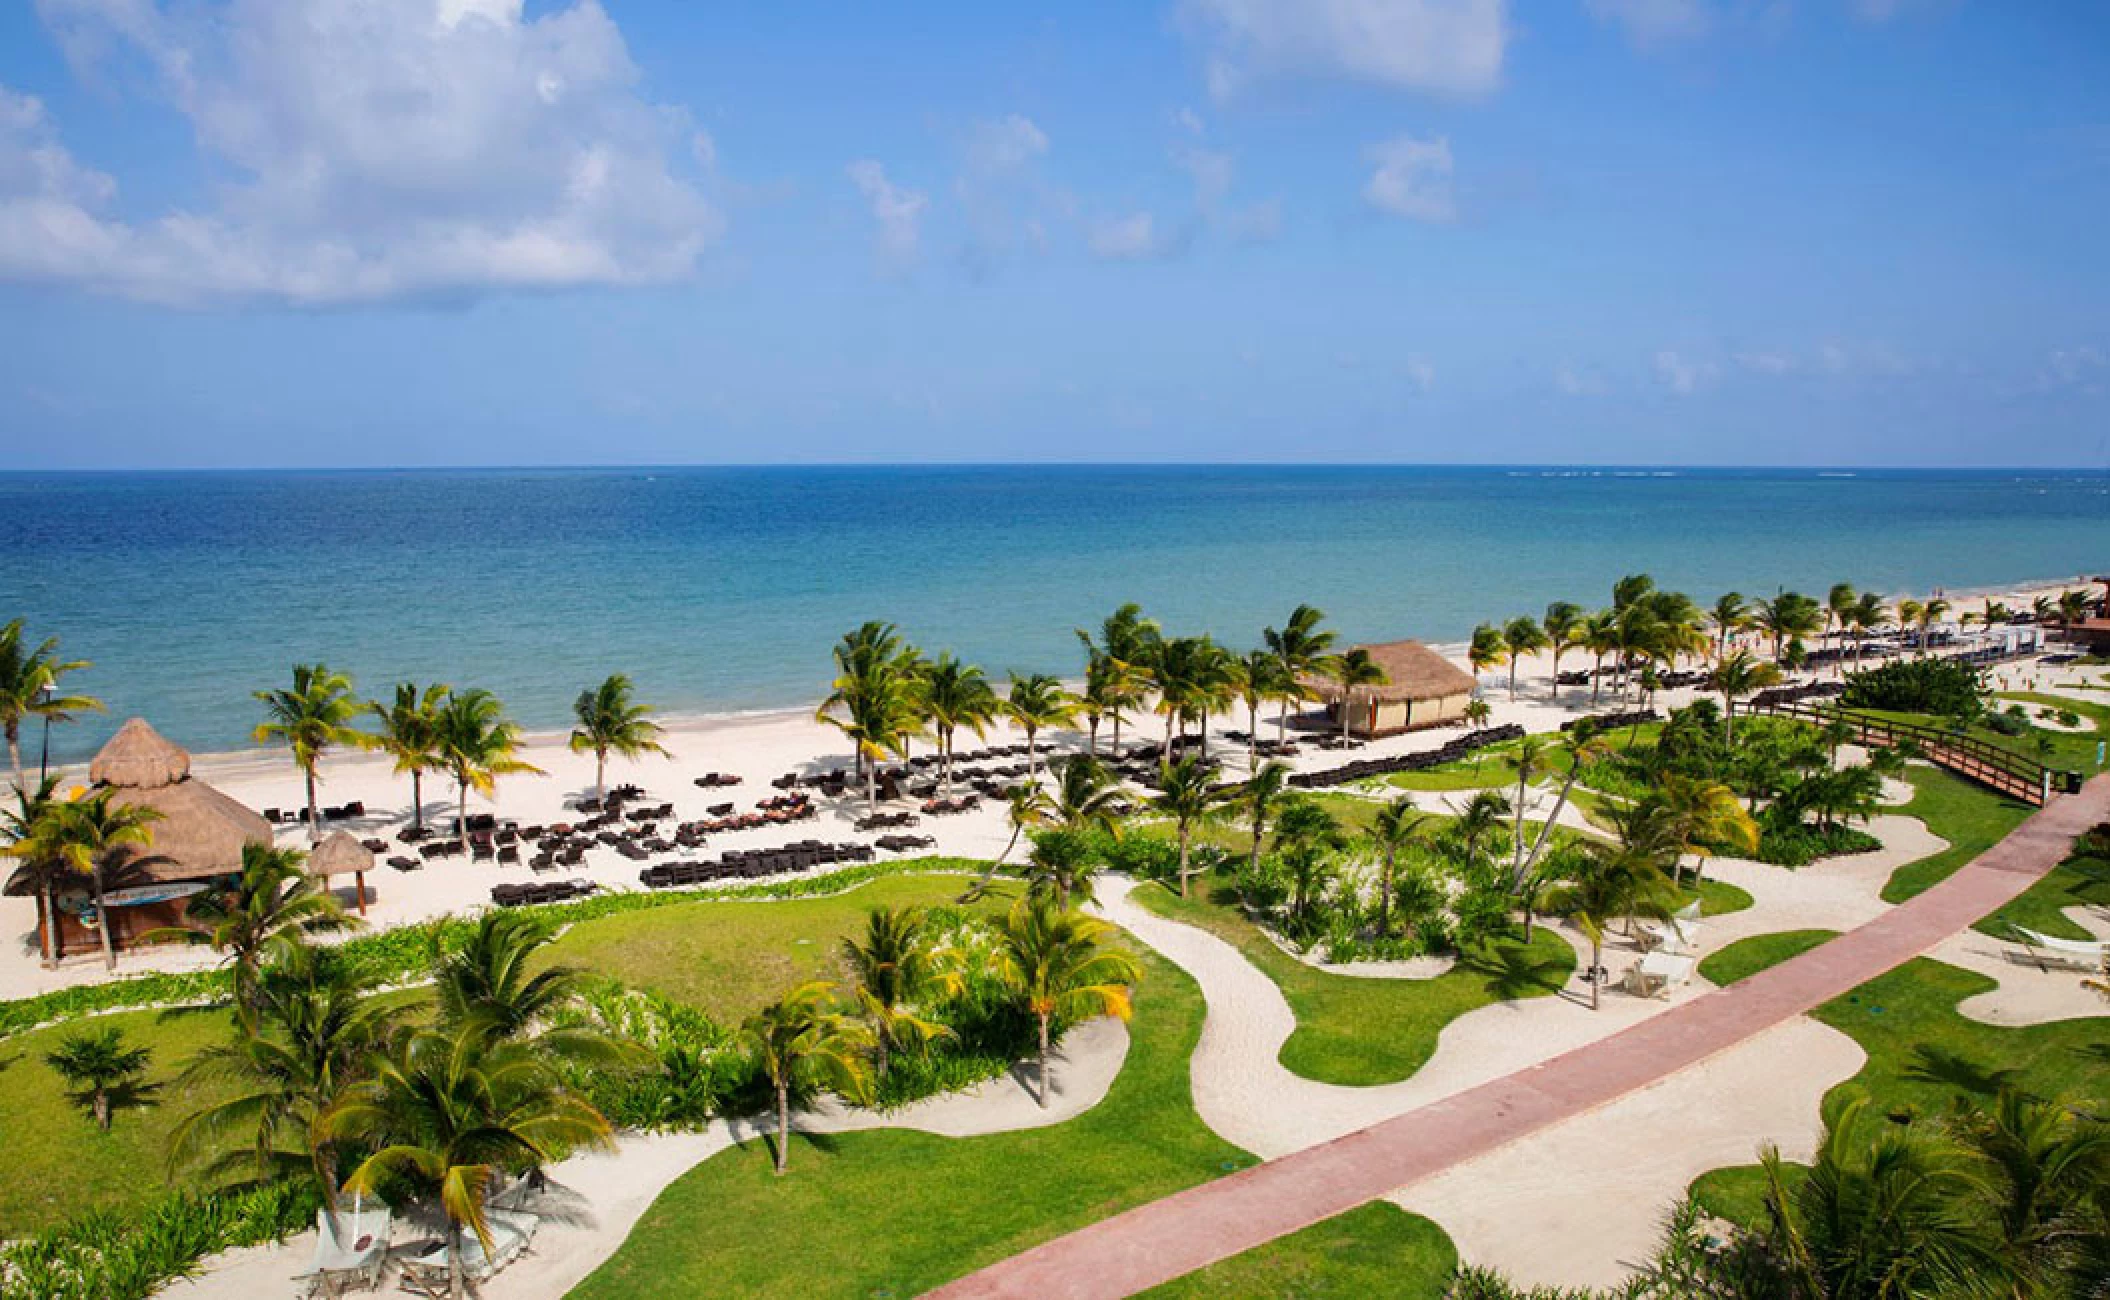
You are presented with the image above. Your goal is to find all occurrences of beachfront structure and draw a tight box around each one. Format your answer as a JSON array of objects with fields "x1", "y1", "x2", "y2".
[
  {"x1": 308, "y1": 828, "x2": 376, "y2": 917},
  {"x1": 6, "y1": 717, "x2": 271, "y2": 961},
  {"x1": 1311, "y1": 640, "x2": 1476, "y2": 737}
]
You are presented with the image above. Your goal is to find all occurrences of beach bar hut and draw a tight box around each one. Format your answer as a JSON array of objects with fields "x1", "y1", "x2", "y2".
[
  {"x1": 4, "y1": 718, "x2": 271, "y2": 963},
  {"x1": 308, "y1": 829, "x2": 376, "y2": 917},
  {"x1": 1311, "y1": 640, "x2": 1477, "y2": 738}
]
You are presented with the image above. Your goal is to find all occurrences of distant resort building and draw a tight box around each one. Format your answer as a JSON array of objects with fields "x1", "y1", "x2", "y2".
[
  {"x1": 1314, "y1": 640, "x2": 1477, "y2": 738},
  {"x1": 6, "y1": 717, "x2": 271, "y2": 963}
]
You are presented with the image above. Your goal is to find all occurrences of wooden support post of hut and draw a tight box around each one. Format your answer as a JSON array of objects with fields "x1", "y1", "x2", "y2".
[
  {"x1": 308, "y1": 829, "x2": 376, "y2": 917},
  {"x1": 1308, "y1": 640, "x2": 1477, "y2": 737}
]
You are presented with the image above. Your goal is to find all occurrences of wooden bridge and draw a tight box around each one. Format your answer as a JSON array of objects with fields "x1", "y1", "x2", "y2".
[{"x1": 1750, "y1": 699, "x2": 2080, "y2": 806}]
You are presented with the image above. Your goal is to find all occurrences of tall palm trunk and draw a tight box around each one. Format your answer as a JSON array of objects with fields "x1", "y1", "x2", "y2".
[
  {"x1": 7, "y1": 728, "x2": 22, "y2": 792},
  {"x1": 448, "y1": 1227, "x2": 465, "y2": 1299},
  {"x1": 1035, "y1": 1012, "x2": 1052, "y2": 1107},
  {"x1": 1246, "y1": 701, "x2": 1260, "y2": 772},
  {"x1": 1085, "y1": 714, "x2": 1099, "y2": 757},
  {"x1": 940, "y1": 728, "x2": 954, "y2": 796},
  {"x1": 866, "y1": 756, "x2": 879, "y2": 811},
  {"x1": 92, "y1": 865, "x2": 116, "y2": 970},
  {"x1": 1177, "y1": 825, "x2": 1192, "y2": 898},
  {"x1": 1025, "y1": 727, "x2": 1039, "y2": 787},
  {"x1": 596, "y1": 749, "x2": 608, "y2": 800},
  {"x1": 304, "y1": 764, "x2": 321, "y2": 845},
  {"x1": 411, "y1": 768, "x2": 425, "y2": 831},
  {"x1": 1248, "y1": 811, "x2": 1265, "y2": 874},
  {"x1": 38, "y1": 878, "x2": 58, "y2": 965},
  {"x1": 774, "y1": 1080, "x2": 792, "y2": 1173},
  {"x1": 1379, "y1": 849, "x2": 1395, "y2": 936},
  {"x1": 1588, "y1": 936, "x2": 1602, "y2": 1010},
  {"x1": 1590, "y1": 654, "x2": 1604, "y2": 706},
  {"x1": 456, "y1": 777, "x2": 470, "y2": 844}
]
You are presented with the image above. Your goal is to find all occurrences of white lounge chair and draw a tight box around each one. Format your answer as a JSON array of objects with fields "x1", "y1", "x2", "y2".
[
  {"x1": 1623, "y1": 950, "x2": 1696, "y2": 1000},
  {"x1": 294, "y1": 1200, "x2": 392, "y2": 1297},
  {"x1": 2009, "y1": 926, "x2": 2110, "y2": 972},
  {"x1": 396, "y1": 1208, "x2": 537, "y2": 1294},
  {"x1": 1639, "y1": 915, "x2": 1702, "y2": 957}
]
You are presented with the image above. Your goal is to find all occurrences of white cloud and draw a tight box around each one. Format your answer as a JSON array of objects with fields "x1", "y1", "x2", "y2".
[
  {"x1": 1654, "y1": 349, "x2": 1719, "y2": 394},
  {"x1": 1363, "y1": 133, "x2": 1456, "y2": 222},
  {"x1": 1554, "y1": 361, "x2": 1608, "y2": 396},
  {"x1": 1175, "y1": 146, "x2": 1235, "y2": 212},
  {"x1": 846, "y1": 160, "x2": 927, "y2": 266},
  {"x1": 1181, "y1": 0, "x2": 1508, "y2": 99},
  {"x1": 1087, "y1": 211, "x2": 1167, "y2": 260},
  {"x1": 1405, "y1": 355, "x2": 1436, "y2": 392},
  {"x1": 965, "y1": 114, "x2": 1049, "y2": 172},
  {"x1": 2040, "y1": 345, "x2": 2107, "y2": 394},
  {"x1": 1734, "y1": 349, "x2": 1797, "y2": 375},
  {"x1": 1227, "y1": 197, "x2": 1284, "y2": 243},
  {"x1": 13, "y1": 0, "x2": 722, "y2": 305},
  {"x1": 1585, "y1": 0, "x2": 1711, "y2": 48},
  {"x1": 1174, "y1": 107, "x2": 1206, "y2": 135}
]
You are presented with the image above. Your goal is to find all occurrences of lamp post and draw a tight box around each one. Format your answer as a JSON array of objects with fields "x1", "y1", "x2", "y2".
[{"x1": 37, "y1": 682, "x2": 54, "y2": 783}]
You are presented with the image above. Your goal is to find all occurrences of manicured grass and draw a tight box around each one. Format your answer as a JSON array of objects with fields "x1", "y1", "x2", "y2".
[
  {"x1": 1692, "y1": 955, "x2": 2110, "y2": 1229},
  {"x1": 0, "y1": 1005, "x2": 236, "y2": 1235},
  {"x1": 1129, "y1": 880, "x2": 1576, "y2": 1086},
  {"x1": 1696, "y1": 929, "x2": 1838, "y2": 987},
  {"x1": 545, "y1": 872, "x2": 995, "y2": 1022},
  {"x1": 577, "y1": 946, "x2": 1310, "y2": 1299},
  {"x1": 1383, "y1": 760, "x2": 1515, "y2": 792},
  {"x1": 1847, "y1": 700, "x2": 2103, "y2": 776},
  {"x1": 1139, "y1": 1201, "x2": 1457, "y2": 1299},
  {"x1": 1974, "y1": 850, "x2": 2110, "y2": 941},
  {"x1": 1878, "y1": 765, "x2": 2034, "y2": 904},
  {"x1": 1683, "y1": 876, "x2": 1756, "y2": 918}
]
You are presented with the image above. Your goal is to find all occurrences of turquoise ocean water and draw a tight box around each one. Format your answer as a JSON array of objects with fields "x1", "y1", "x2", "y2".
[{"x1": 3, "y1": 466, "x2": 2105, "y2": 762}]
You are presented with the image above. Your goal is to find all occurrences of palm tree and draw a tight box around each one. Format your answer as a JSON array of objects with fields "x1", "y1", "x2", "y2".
[
  {"x1": 327, "y1": 1023, "x2": 615, "y2": 1296},
  {"x1": 432, "y1": 688, "x2": 544, "y2": 844},
  {"x1": 369, "y1": 682, "x2": 448, "y2": 831},
  {"x1": 1501, "y1": 616, "x2": 1548, "y2": 702},
  {"x1": 1022, "y1": 827, "x2": 1101, "y2": 909},
  {"x1": 1149, "y1": 754, "x2": 1224, "y2": 898},
  {"x1": 568, "y1": 674, "x2": 668, "y2": 800},
  {"x1": 1236, "y1": 760, "x2": 1295, "y2": 876},
  {"x1": 1454, "y1": 788, "x2": 1509, "y2": 865},
  {"x1": 920, "y1": 654, "x2": 999, "y2": 795},
  {"x1": 1044, "y1": 754, "x2": 1123, "y2": 836},
  {"x1": 738, "y1": 981, "x2": 873, "y2": 1174},
  {"x1": 820, "y1": 661, "x2": 921, "y2": 810},
  {"x1": 1273, "y1": 798, "x2": 1342, "y2": 929},
  {"x1": 1329, "y1": 647, "x2": 1389, "y2": 740},
  {"x1": 1753, "y1": 1098, "x2": 1996, "y2": 1298},
  {"x1": 1709, "y1": 591, "x2": 1751, "y2": 661},
  {"x1": 146, "y1": 841, "x2": 359, "y2": 1020},
  {"x1": 1507, "y1": 734, "x2": 1551, "y2": 881},
  {"x1": 435, "y1": 910, "x2": 601, "y2": 1053},
  {"x1": 1947, "y1": 1088, "x2": 2110, "y2": 1294},
  {"x1": 841, "y1": 905, "x2": 959, "y2": 1079},
  {"x1": 1263, "y1": 605, "x2": 1337, "y2": 746},
  {"x1": 0, "y1": 619, "x2": 102, "y2": 792},
  {"x1": 1147, "y1": 636, "x2": 1236, "y2": 756},
  {"x1": 1916, "y1": 597, "x2": 1951, "y2": 653},
  {"x1": 1510, "y1": 729, "x2": 1612, "y2": 937},
  {"x1": 1077, "y1": 604, "x2": 1160, "y2": 754},
  {"x1": 45, "y1": 788, "x2": 161, "y2": 970},
  {"x1": 170, "y1": 945, "x2": 406, "y2": 1197},
  {"x1": 1468, "y1": 623, "x2": 1507, "y2": 689},
  {"x1": 44, "y1": 1025, "x2": 154, "y2": 1131},
  {"x1": 1824, "y1": 583, "x2": 1858, "y2": 667},
  {"x1": 1708, "y1": 649, "x2": 1784, "y2": 745},
  {"x1": 1005, "y1": 673, "x2": 1077, "y2": 787},
  {"x1": 0, "y1": 774, "x2": 67, "y2": 964},
  {"x1": 1369, "y1": 796, "x2": 1431, "y2": 937},
  {"x1": 2056, "y1": 587, "x2": 2093, "y2": 627},
  {"x1": 254, "y1": 664, "x2": 372, "y2": 842},
  {"x1": 1649, "y1": 774, "x2": 1758, "y2": 888},
  {"x1": 1541, "y1": 602, "x2": 1584, "y2": 696},
  {"x1": 991, "y1": 900, "x2": 1141, "y2": 1108},
  {"x1": 1461, "y1": 697, "x2": 1492, "y2": 730},
  {"x1": 1756, "y1": 591, "x2": 1822, "y2": 665},
  {"x1": 1543, "y1": 837, "x2": 1676, "y2": 1010},
  {"x1": 1582, "y1": 609, "x2": 1621, "y2": 706},
  {"x1": 1233, "y1": 648, "x2": 1289, "y2": 772}
]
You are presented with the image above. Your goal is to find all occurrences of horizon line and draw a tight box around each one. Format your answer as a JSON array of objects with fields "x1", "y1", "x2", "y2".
[{"x1": 5, "y1": 461, "x2": 2109, "y2": 476}]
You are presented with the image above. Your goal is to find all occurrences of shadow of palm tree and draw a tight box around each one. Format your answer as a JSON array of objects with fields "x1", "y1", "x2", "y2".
[
  {"x1": 1460, "y1": 939, "x2": 1571, "y2": 1001},
  {"x1": 1902, "y1": 1044, "x2": 2018, "y2": 1097}
]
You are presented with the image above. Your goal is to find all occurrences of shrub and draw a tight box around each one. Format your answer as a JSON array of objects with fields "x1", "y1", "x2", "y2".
[
  {"x1": 1756, "y1": 823, "x2": 1882, "y2": 867},
  {"x1": 1841, "y1": 657, "x2": 1986, "y2": 715},
  {"x1": 0, "y1": 1180, "x2": 319, "y2": 1300}
]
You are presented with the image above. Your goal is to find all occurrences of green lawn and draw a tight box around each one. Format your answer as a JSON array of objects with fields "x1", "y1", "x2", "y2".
[
  {"x1": 1878, "y1": 765, "x2": 2034, "y2": 904},
  {"x1": 572, "y1": 946, "x2": 1457, "y2": 1299},
  {"x1": 1139, "y1": 1201, "x2": 1457, "y2": 1299},
  {"x1": 1844, "y1": 700, "x2": 2104, "y2": 777},
  {"x1": 1128, "y1": 880, "x2": 1576, "y2": 1086},
  {"x1": 1683, "y1": 876, "x2": 1755, "y2": 918},
  {"x1": 545, "y1": 872, "x2": 996, "y2": 1022},
  {"x1": 1692, "y1": 954, "x2": 2110, "y2": 1228},
  {"x1": 1972, "y1": 848, "x2": 2110, "y2": 942},
  {"x1": 0, "y1": 1005, "x2": 237, "y2": 1235},
  {"x1": 1696, "y1": 929, "x2": 1839, "y2": 988}
]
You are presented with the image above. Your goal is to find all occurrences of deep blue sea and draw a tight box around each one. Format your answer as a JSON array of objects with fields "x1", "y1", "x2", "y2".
[{"x1": 4, "y1": 466, "x2": 2106, "y2": 762}]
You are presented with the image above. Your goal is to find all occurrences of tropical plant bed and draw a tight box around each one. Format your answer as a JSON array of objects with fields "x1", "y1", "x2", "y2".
[
  {"x1": 1129, "y1": 880, "x2": 1574, "y2": 1086},
  {"x1": 1752, "y1": 822, "x2": 1882, "y2": 867},
  {"x1": 572, "y1": 947, "x2": 1462, "y2": 1299}
]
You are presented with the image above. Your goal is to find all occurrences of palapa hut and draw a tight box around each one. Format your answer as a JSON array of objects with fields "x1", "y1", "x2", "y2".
[
  {"x1": 307, "y1": 828, "x2": 376, "y2": 917},
  {"x1": 1310, "y1": 640, "x2": 1476, "y2": 737},
  {"x1": 6, "y1": 717, "x2": 272, "y2": 962}
]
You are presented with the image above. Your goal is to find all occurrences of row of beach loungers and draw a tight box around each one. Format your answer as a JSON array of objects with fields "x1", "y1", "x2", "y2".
[
  {"x1": 489, "y1": 878, "x2": 600, "y2": 908},
  {"x1": 1290, "y1": 724, "x2": 1527, "y2": 789},
  {"x1": 262, "y1": 801, "x2": 365, "y2": 824},
  {"x1": 639, "y1": 839, "x2": 877, "y2": 889}
]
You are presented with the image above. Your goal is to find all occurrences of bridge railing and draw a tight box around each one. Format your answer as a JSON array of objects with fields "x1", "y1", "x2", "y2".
[{"x1": 1749, "y1": 699, "x2": 2080, "y2": 805}]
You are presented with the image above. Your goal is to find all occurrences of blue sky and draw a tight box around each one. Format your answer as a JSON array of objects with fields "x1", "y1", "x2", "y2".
[{"x1": 0, "y1": 0, "x2": 2106, "y2": 468}]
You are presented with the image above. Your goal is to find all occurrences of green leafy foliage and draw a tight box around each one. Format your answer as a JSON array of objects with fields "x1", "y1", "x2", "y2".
[{"x1": 1842, "y1": 656, "x2": 1987, "y2": 716}]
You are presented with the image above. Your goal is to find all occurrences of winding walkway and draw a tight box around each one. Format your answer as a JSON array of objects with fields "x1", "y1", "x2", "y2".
[{"x1": 930, "y1": 774, "x2": 2110, "y2": 1300}]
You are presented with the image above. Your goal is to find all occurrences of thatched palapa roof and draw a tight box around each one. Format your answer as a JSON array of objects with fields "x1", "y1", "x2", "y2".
[
  {"x1": 307, "y1": 829, "x2": 375, "y2": 877},
  {"x1": 93, "y1": 718, "x2": 271, "y2": 883},
  {"x1": 1307, "y1": 640, "x2": 1475, "y2": 704}
]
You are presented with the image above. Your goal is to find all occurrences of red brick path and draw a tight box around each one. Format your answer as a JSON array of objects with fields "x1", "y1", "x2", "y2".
[{"x1": 929, "y1": 776, "x2": 2109, "y2": 1300}]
